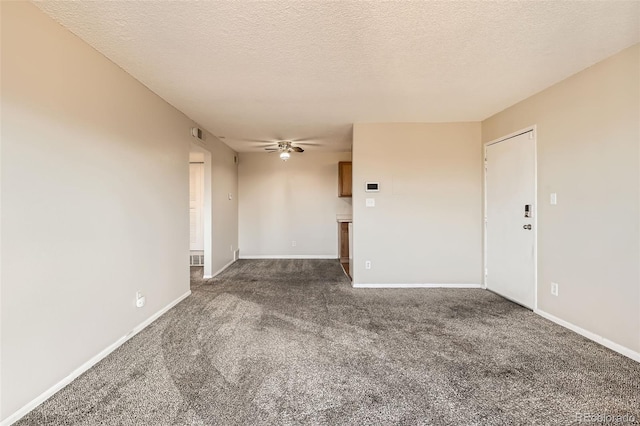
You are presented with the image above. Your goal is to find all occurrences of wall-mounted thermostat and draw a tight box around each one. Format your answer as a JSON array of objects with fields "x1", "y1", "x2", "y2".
[{"x1": 365, "y1": 182, "x2": 379, "y2": 192}]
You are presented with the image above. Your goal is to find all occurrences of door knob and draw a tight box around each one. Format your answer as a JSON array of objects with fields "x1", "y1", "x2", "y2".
[{"x1": 523, "y1": 224, "x2": 532, "y2": 230}]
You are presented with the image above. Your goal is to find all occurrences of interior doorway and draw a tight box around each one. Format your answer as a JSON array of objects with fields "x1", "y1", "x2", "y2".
[
  {"x1": 484, "y1": 128, "x2": 537, "y2": 309},
  {"x1": 189, "y1": 154, "x2": 205, "y2": 257},
  {"x1": 189, "y1": 143, "x2": 213, "y2": 277}
]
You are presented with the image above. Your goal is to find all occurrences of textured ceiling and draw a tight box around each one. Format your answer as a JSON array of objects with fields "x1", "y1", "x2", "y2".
[{"x1": 34, "y1": 1, "x2": 640, "y2": 152}]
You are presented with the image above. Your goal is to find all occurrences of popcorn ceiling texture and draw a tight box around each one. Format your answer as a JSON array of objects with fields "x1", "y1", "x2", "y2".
[
  {"x1": 33, "y1": 1, "x2": 639, "y2": 152},
  {"x1": 16, "y1": 260, "x2": 640, "y2": 425}
]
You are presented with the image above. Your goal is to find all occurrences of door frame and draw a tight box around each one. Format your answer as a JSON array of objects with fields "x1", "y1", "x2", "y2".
[
  {"x1": 483, "y1": 125, "x2": 538, "y2": 310},
  {"x1": 190, "y1": 142, "x2": 213, "y2": 278}
]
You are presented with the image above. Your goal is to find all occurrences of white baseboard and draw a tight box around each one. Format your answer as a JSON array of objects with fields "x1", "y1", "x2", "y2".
[
  {"x1": 535, "y1": 309, "x2": 640, "y2": 363},
  {"x1": 203, "y1": 258, "x2": 236, "y2": 279},
  {"x1": 352, "y1": 283, "x2": 482, "y2": 289},
  {"x1": 1, "y1": 290, "x2": 191, "y2": 426},
  {"x1": 239, "y1": 255, "x2": 338, "y2": 259}
]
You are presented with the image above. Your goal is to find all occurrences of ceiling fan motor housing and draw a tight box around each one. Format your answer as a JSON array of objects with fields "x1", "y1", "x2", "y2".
[
  {"x1": 278, "y1": 141, "x2": 291, "y2": 151},
  {"x1": 264, "y1": 140, "x2": 303, "y2": 156}
]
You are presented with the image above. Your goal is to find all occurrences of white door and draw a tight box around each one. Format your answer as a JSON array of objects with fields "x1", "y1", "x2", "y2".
[
  {"x1": 189, "y1": 163, "x2": 205, "y2": 251},
  {"x1": 485, "y1": 130, "x2": 536, "y2": 309}
]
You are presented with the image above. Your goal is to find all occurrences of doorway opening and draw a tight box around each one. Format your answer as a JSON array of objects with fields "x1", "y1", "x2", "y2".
[
  {"x1": 484, "y1": 127, "x2": 537, "y2": 309},
  {"x1": 190, "y1": 143, "x2": 213, "y2": 278}
]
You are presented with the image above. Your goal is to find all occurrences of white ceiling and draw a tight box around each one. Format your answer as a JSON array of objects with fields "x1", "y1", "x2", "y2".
[{"x1": 34, "y1": 1, "x2": 639, "y2": 152}]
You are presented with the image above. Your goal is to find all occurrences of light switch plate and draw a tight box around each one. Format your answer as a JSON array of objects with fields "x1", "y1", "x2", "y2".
[
  {"x1": 366, "y1": 198, "x2": 375, "y2": 207},
  {"x1": 550, "y1": 193, "x2": 557, "y2": 205}
]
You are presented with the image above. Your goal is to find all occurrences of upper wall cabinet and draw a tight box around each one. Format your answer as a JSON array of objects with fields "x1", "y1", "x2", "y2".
[{"x1": 338, "y1": 161, "x2": 352, "y2": 197}]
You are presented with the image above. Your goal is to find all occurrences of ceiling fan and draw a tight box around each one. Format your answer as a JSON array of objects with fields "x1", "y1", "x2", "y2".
[{"x1": 264, "y1": 140, "x2": 305, "y2": 161}]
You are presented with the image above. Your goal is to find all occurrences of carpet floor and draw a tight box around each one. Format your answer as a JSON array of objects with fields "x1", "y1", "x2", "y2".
[{"x1": 18, "y1": 259, "x2": 639, "y2": 425}]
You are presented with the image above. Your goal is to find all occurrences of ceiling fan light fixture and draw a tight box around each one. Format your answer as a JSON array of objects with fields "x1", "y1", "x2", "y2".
[{"x1": 279, "y1": 151, "x2": 291, "y2": 161}]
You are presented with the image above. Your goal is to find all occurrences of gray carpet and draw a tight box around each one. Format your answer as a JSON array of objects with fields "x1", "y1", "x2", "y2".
[{"x1": 18, "y1": 259, "x2": 639, "y2": 425}]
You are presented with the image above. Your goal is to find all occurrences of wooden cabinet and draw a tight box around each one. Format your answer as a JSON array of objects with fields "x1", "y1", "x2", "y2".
[
  {"x1": 338, "y1": 220, "x2": 352, "y2": 280},
  {"x1": 338, "y1": 161, "x2": 352, "y2": 197},
  {"x1": 339, "y1": 222, "x2": 350, "y2": 262}
]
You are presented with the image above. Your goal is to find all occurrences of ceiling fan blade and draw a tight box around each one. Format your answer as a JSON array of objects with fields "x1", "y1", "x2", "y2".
[
  {"x1": 290, "y1": 136, "x2": 323, "y2": 142},
  {"x1": 292, "y1": 146, "x2": 304, "y2": 153}
]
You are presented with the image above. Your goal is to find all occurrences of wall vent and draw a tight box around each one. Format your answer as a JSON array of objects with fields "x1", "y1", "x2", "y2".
[
  {"x1": 190, "y1": 254, "x2": 204, "y2": 266},
  {"x1": 191, "y1": 127, "x2": 205, "y2": 141}
]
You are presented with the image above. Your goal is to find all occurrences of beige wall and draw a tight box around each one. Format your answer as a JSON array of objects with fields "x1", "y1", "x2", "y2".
[
  {"x1": 482, "y1": 44, "x2": 640, "y2": 353},
  {"x1": 210, "y1": 135, "x2": 239, "y2": 271},
  {"x1": 0, "y1": 2, "x2": 236, "y2": 421},
  {"x1": 352, "y1": 123, "x2": 483, "y2": 285},
  {"x1": 191, "y1": 132, "x2": 239, "y2": 276},
  {"x1": 238, "y1": 152, "x2": 352, "y2": 257}
]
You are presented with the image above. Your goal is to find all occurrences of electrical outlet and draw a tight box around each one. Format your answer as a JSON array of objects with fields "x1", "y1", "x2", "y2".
[
  {"x1": 136, "y1": 291, "x2": 145, "y2": 308},
  {"x1": 365, "y1": 260, "x2": 371, "y2": 270},
  {"x1": 551, "y1": 282, "x2": 559, "y2": 296},
  {"x1": 292, "y1": 241, "x2": 296, "y2": 247}
]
